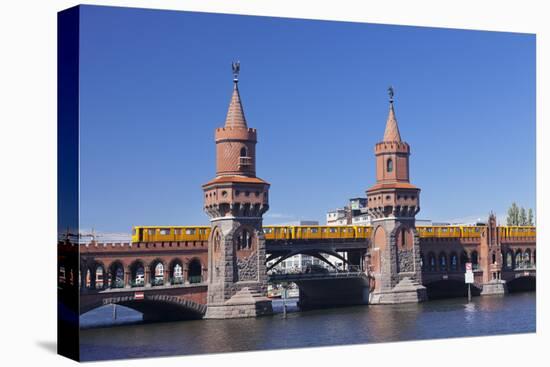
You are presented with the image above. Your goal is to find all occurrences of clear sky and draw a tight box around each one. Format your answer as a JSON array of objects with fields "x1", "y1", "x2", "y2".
[{"x1": 78, "y1": 5, "x2": 536, "y2": 233}]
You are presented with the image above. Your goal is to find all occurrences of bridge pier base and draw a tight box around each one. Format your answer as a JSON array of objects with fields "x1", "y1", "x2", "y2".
[
  {"x1": 480, "y1": 279, "x2": 508, "y2": 296},
  {"x1": 205, "y1": 287, "x2": 272, "y2": 319},
  {"x1": 369, "y1": 277, "x2": 427, "y2": 304}
]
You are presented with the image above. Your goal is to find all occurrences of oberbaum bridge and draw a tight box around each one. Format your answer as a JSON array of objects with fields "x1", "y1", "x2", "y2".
[{"x1": 59, "y1": 64, "x2": 536, "y2": 321}]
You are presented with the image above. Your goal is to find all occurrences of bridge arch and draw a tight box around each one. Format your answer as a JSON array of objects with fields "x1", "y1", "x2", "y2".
[
  {"x1": 523, "y1": 249, "x2": 532, "y2": 267},
  {"x1": 427, "y1": 252, "x2": 436, "y2": 272},
  {"x1": 514, "y1": 249, "x2": 522, "y2": 269},
  {"x1": 149, "y1": 258, "x2": 166, "y2": 286},
  {"x1": 129, "y1": 259, "x2": 146, "y2": 287},
  {"x1": 108, "y1": 261, "x2": 125, "y2": 288},
  {"x1": 80, "y1": 294, "x2": 207, "y2": 321},
  {"x1": 449, "y1": 252, "x2": 458, "y2": 271},
  {"x1": 424, "y1": 278, "x2": 482, "y2": 299},
  {"x1": 93, "y1": 262, "x2": 106, "y2": 289},
  {"x1": 505, "y1": 250, "x2": 514, "y2": 269},
  {"x1": 470, "y1": 251, "x2": 479, "y2": 269},
  {"x1": 507, "y1": 275, "x2": 536, "y2": 293},
  {"x1": 460, "y1": 251, "x2": 468, "y2": 271},
  {"x1": 438, "y1": 252, "x2": 447, "y2": 272},
  {"x1": 187, "y1": 257, "x2": 203, "y2": 283},
  {"x1": 168, "y1": 257, "x2": 185, "y2": 285}
]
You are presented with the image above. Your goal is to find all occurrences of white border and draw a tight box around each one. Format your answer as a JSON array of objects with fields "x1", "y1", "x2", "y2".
[{"x1": 0, "y1": 1, "x2": 547, "y2": 366}]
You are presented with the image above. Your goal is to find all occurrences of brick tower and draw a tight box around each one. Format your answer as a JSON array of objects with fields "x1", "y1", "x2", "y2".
[
  {"x1": 479, "y1": 213, "x2": 508, "y2": 295},
  {"x1": 202, "y1": 62, "x2": 273, "y2": 318},
  {"x1": 366, "y1": 87, "x2": 427, "y2": 304}
]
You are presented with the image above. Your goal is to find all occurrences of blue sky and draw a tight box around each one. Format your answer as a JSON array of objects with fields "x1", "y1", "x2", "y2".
[{"x1": 78, "y1": 5, "x2": 535, "y2": 232}]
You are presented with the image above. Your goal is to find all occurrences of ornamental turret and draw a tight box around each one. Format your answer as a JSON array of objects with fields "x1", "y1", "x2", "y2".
[
  {"x1": 366, "y1": 87, "x2": 420, "y2": 219},
  {"x1": 366, "y1": 87, "x2": 426, "y2": 305},
  {"x1": 202, "y1": 62, "x2": 272, "y2": 319}
]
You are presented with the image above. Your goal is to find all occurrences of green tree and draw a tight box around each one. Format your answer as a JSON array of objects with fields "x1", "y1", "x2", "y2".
[
  {"x1": 507, "y1": 202, "x2": 520, "y2": 225},
  {"x1": 519, "y1": 207, "x2": 527, "y2": 226},
  {"x1": 527, "y1": 208, "x2": 534, "y2": 226}
]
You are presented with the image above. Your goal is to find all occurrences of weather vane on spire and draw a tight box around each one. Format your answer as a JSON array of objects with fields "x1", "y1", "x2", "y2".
[
  {"x1": 388, "y1": 86, "x2": 394, "y2": 103},
  {"x1": 232, "y1": 61, "x2": 240, "y2": 83}
]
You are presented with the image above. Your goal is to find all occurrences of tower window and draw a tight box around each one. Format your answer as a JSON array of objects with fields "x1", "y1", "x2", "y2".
[
  {"x1": 387, "y1": 158, "x2": 393, "y2": 172},
  {"x1": 240, "y1": 147, "x2": 248, "y2": 157}
]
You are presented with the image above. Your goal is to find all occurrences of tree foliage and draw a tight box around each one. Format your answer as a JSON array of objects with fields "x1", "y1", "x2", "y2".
[{"x1": 506, "y1": 203, "x2": 535, "y2": 226}]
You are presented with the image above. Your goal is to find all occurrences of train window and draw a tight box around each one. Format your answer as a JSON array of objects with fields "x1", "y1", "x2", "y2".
[
  {"x1": 322, "y1": 228, "x2": 327, "y2": 233},
  {"x1": 185, "y1": 229, "x2": 196, "y2": 235},
  {"x1": 132, "y1": 228, "x2": 136, "y2": 235},
  {"x1": 148, "y1": 229, "x2": 155, "y2": 235},
  {"x1": 311, "y1": 228, "x2": 318, "y2": 233},
  {"x1": 174, "y1": 229, "x2": 182, "y2": 235},
  {"x1": 330, "y1": 228, "x2": 336, "y2": 233},
  {"x1": 160, "y1": 229, "x2": 170, "y2": 235}
]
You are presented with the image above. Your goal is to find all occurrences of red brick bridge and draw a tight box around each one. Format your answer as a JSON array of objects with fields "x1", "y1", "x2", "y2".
[{"x1": 59, "y1": 215, "x2": 535, "y2": 320}]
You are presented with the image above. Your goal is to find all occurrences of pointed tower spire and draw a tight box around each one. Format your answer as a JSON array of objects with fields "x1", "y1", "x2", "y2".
[
  {"x1": 383, "y1": 86, "x2": 402, "y2": 142},
  {"x1": 224, "y1": 61, "x2": 247, "y2": 128}
]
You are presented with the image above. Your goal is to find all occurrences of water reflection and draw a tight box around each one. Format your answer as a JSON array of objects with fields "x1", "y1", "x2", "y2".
[{"x1": 80, "y1": 292, "x2": 535, "y2": 362}]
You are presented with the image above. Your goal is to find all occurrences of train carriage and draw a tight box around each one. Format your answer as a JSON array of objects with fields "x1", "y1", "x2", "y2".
[{"x1": 132, "y1": 226, "x2": 211, "y2": 243}]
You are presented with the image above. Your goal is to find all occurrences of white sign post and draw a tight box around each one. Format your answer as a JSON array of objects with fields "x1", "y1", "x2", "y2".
[{"x1": 465, "y1": 262, "x2": 474, "y2": 302}]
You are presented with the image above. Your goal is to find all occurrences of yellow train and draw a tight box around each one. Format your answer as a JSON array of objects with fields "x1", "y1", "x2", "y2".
[
  {"x1": 503, "y1": 226, "x2": 536, "y2": 238},
  {"x1": 416, "y1": 226, "x2": 487, "y2": 238},
  {"x1": 131, "y1": 225, "x2": 372, "y2": 242},
  {"x1": 132, "y1": 226, "x2": 211, "y2": 242},
  {"x1": 263, "y1": 225, "x2": 372, "y2": 241},
  {"x1": 131, "y1": 224, "x2": 535, "y2": 243}
]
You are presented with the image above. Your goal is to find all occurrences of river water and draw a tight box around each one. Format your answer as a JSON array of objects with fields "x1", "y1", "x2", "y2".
[{"x1": 80, "y1": 292, "x2": 535, "y2": 361}]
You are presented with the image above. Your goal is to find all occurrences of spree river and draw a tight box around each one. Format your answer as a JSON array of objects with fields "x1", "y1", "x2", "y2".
[{"x1": 80, "y1": 292, "x2": 535, "y2": 361}]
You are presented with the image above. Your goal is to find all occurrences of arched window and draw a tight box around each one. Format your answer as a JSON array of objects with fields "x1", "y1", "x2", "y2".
[
  {"x1": 492, "y1": 253, "x2": 496, "y2": 264},
  {"x1": 460, "y1": 251, "x2": 468, "y2": 271},
  {"x1": 237, "y1": 229, "x2": 252, "y2": 250},
  {"x1": 450, "y1": 253, "x2": 458, "y2": 271},
  {"x1": 95, "y1": 265, "x2": 104, "y2": 289},
  {"x1": 420, "y1": 252, "x2": 425, "y2": 271},
  {"x1": 188, "y1": 259, "x2": 202, "y2": 284},
  {"x1": 387, "y1": 158, "x2": 393, "y2": 173},
  {"x1": 428, "y1": 252, "x2": 436, "y2": 272},
  {"x1": 85, "y1": 269, "x2": 92, "y2": 289},
  {"x1": 524, "y1": 250, "x2": 531, "y2": 267},
  {"x1": 515, "y1": 250, "x2": 522, "y2": 269},
  {"x1": 240, "y1": 147, "x2": 247, "y2": 157},
  {"x1": 506, "y1": 251, "x2": 513, "y2": 269},
  {"x1": 169, "y1": 259, "x2": 184, "y2": 285},
  {"x1": 439, "y1": 253, "x2": 447, "y2": 271},
  {"x1": 152, "y1": 262, "x2": 164, "y2": 286},
  {"x1": 174, "y1": 264, "x2": 183, "y2": 279},
  {"x1": 471, "y1": 251, "x2": 479, "y2": 269},
  {"x1": 130, "y1": 262, "x2": 145, "y2": 287}
]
